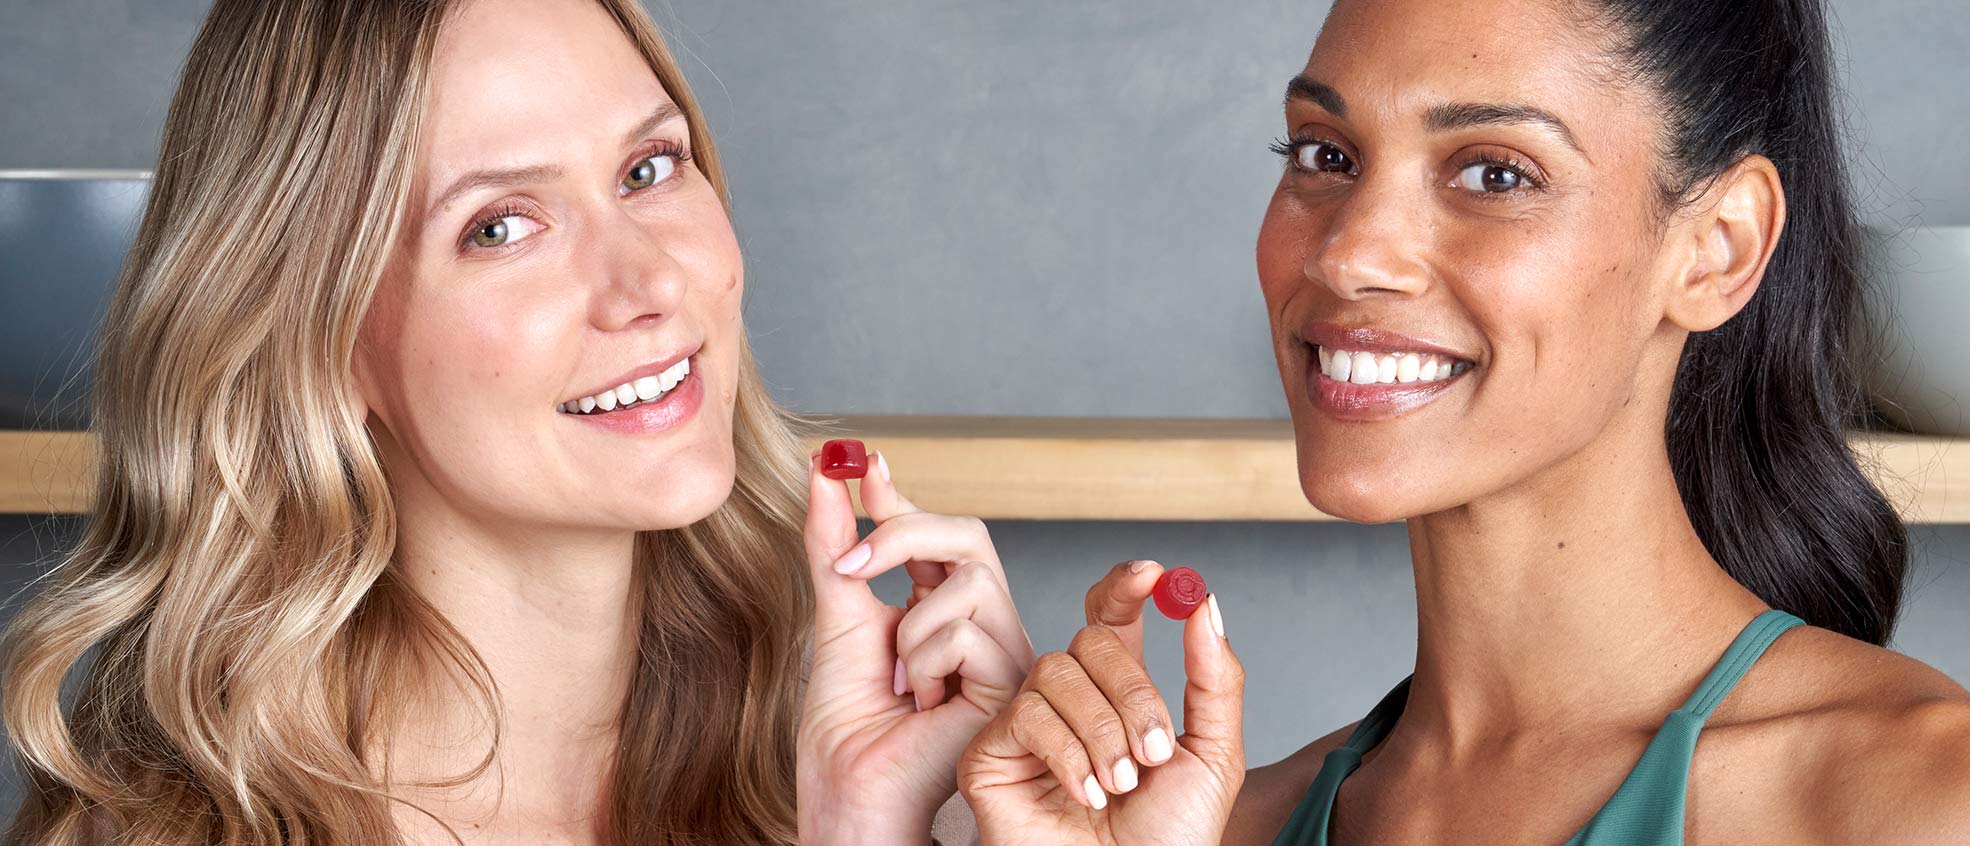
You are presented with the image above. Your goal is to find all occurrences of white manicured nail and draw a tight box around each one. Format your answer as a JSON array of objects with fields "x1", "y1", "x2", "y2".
[
  {"x1": 892, "y1": 656, "x2": 908, "y2": 697},
  {"x1": 876, "y1": 450, "x2": 891, "y2": 483},
  {"x1": 1143, "y1": 727, "x2": 1173, "y2": 763},
  {"x1": 1208, "y1": 593, "x2": 1225, "y2": 639},
  {"x1": 1114, "y1": 758, "x2": 1137, "y2": 792},
  {"x1": 1083, "y1": 774, "x2": 1107, "y2": 810}
]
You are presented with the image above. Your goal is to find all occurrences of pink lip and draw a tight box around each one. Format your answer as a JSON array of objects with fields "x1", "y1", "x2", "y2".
[
  {"x1": 1296, "y1": 321, "x2": 1478, "y2": 421},
  {"x1": 1301, "y1": 322, "x2": 1474, "y2": 362},
  {"x1": 563, "y1": 343, "x2": 703, "y2": 407},
  {"x1": 566, "y1": 358, "x2": 705, "y2": 435}
]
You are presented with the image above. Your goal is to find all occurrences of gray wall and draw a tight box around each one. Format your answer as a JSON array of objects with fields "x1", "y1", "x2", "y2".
[{"x1": 3, "y1": 0, "x2": 1968, "y2": 818}]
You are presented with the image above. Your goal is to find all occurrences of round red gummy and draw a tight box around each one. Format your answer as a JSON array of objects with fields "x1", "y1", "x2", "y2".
[
  {"x1": 820, "y1": 439, "x2": 869, "y2": 480},
  {"x1": 1152, "y1": 566, "x2": 1208, "y2": 619}
]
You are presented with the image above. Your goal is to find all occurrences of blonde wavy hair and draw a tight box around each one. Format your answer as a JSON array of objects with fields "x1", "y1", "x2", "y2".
[{"x1": 2, "y1": 1, "x2": 813, "y2": 843}]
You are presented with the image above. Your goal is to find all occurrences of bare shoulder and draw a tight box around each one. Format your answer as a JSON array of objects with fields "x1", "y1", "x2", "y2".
[
  {"x1": 1702, "y1": 625, "x2": 1970, "y2": 845},
  {"x1": 1220, "y1": 723, "x2": 1358, "y2": 846}
]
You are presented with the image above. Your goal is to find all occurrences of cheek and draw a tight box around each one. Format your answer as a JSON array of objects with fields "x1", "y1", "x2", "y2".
[
  {"x1": 1256, "y1": 193, "x2": 1320, "y2": 324},
  {"x1": 381, "y1": 283, "x2": 576, "y2": 463}
]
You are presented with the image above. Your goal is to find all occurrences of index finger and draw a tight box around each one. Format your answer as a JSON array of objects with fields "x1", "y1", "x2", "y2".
[{"x1": 1083, "y1": 560, "x2": 1163, "y2": 661}]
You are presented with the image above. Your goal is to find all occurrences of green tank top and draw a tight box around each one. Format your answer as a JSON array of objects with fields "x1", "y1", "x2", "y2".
[{"x1": 1273, "y1": 610, "x2": 1805, "y2": 846}]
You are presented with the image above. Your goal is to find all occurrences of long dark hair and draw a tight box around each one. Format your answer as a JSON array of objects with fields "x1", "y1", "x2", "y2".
[{"x1": 1589, "y1": 0, "x2": 1906, "y2": 644}]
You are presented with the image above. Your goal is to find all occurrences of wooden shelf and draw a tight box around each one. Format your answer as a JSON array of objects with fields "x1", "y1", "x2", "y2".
[{"x1": 5, "y1": 417, "x2": 1967, "y2": 523}]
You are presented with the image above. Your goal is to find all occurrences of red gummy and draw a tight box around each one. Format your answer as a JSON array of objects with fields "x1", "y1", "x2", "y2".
[
  {"x1": 1152, "y1": 567, "x2": 1208, "y2": 619},
  {"x1": 820, "y1": 439, "x2": 869, "y2": 480}
]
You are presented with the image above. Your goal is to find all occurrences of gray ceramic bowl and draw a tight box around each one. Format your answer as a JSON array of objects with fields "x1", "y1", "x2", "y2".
[{"x1": 1864, "y1": 226, "x2": 1970, "y2": 437}]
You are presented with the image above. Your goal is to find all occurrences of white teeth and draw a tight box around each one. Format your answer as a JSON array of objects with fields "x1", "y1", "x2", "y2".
[
  {"x1": 559, "y1": 357, "x2": 695, "y2": 414},
  {"x1": 1317, "y1": 346, "x2": 1466, "y2": 385},
  {"x1": 1349, "y1": 351, "x2": 1378, "y2": 385}
]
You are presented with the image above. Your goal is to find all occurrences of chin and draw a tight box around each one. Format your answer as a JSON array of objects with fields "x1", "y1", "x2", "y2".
[
  {"x1": 1294, "y1": 439, "x2": 1438, "y2": 525},
  {"x1": 609, "y1": 450, "x2": 739, "y2": 531}
]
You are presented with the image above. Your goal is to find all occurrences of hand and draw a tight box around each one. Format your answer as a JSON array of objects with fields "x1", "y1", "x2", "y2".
[
  {"x1": 797, "y1": 448, "x2": 1038, "y2": 845},
  {"x1": 958, "y1": 560, "x2": 1246, "y2": 846}
]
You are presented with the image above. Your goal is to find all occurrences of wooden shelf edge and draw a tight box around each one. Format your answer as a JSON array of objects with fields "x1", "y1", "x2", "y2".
[{"x1": 6, "y1": 419, "x2": 1967, "y2": 523}]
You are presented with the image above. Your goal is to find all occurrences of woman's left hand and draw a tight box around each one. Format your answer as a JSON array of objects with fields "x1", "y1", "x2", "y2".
[{"x1": 797, "y1": 447, "x2": 1036, "y2": 845}]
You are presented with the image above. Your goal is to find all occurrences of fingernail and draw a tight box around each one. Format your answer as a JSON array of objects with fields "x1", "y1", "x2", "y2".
[
  {"x1": 832, "y1": 542, "x2": 872, "y2": 575},
  {"x1": 875, "y1": 450, "x2": 891, "y2": 483},
  {"x1": 1143, "y1": 727, "x2": 1173, "y2": 764},
  {"x1": 1128, "y1": 560, "x2": 1153, "y2": 574},
  {"x1": 1113, "y1": 758, "x2": 1137, "y2": 793},
  {"x1": 892, "y1": 656, "x2": 908, "y2": 697},
  {"x1": 1207, "y1": 593, "x2": 1225, "y2": 639},
  {"x1": 1082, "y1": 774, "x2": 1107, "y2": 810}
]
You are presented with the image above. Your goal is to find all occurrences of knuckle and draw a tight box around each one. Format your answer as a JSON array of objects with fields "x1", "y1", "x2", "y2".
[
  {"x1": 1084, "y1": 711, "x2": 1129, "y2": 748},
  {"x1": 1067, "y1": 624, "x2": 1120, "y2": 658},
  {"x1": 1120, "y1": 684, "x2": 1169, "y2": 727},
  {"x1": 1031, "y1": 651, "x2": 1076, "y2": 684},
  {"x1": 950, "y1": 559, "x2": 993, "y2": 589},
  {"x1": 937, "y1": 618, "x2": 982, "y2": 651},
  {"x1": 1009, "y1": 690, "x2": 1054, "y2": 725}
]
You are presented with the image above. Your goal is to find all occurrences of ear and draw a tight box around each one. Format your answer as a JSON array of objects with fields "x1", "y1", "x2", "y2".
[{"x1": 1662, "y1": 155, "x2": 1786, "y2": 332}]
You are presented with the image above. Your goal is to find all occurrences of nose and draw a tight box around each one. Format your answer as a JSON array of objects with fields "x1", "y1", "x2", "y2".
[
  {"x1": 588, "y1": 204, "x2": 689, "y2": 331},
  {"x1": 1305, "y1": 177, "x2": 1432, "y2": 301}
]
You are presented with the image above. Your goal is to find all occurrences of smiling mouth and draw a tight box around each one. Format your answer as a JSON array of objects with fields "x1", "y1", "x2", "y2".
[
  {"x1": 556, "y1": 357, "x2": 692, "y2": 415},
  {"x1": 1314, "y1": 345, "x2": 1472, "y2": 385}
]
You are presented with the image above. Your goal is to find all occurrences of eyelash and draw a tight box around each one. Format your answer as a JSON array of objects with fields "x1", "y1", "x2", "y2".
[
  {"x1": 457, "y1": 139, "x2": 694, "y2": 253},
  {"x1": 1268, "y1": 135, "x2": 1547, "y2": 196}
]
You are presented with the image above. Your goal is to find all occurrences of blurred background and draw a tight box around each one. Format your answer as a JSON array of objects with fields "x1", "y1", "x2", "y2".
[{"x1": 3, "y1": 0, "x2": 1967, "y2": 818}]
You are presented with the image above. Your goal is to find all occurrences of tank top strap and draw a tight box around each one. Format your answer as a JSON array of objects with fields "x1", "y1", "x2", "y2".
[
  {"x1": 1567, "y1": 609, "x2": 1805, "y2": 845},
  {"x1": 1680, "y1": 609, "x2": 1805, "y2": 718},
  {"x1": 1272, "y1": 677, "x2": 1411, "y2": 846},
  {"x1": 1275, "y1": 611, "x2": 1807, "y2": 846}
]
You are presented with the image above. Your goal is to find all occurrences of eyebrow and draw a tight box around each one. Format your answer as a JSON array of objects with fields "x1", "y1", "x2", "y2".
[
  {"x1": 1424, "y1": 101, "x2": 1589, "y2": 159},
  {"x1": 423, "y1": 102, "x2": 689, "y2": 224},
  {"x1": 1284, "y1": 75, "x2": 1348, "y2": 117},
  {"x1": 1284, "y1": 74, "x2": 1590, "y2": 160}
]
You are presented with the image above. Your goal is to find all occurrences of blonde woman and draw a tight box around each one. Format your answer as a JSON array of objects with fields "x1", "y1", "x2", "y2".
[{"x1": 2, "y1": 0, "x2": 1031, "y2": 843}]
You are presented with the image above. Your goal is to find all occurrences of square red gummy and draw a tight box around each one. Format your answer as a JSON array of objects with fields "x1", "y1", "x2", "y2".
[{"x1": 820, "y1": 438, "x2": 868, "y2": 480}]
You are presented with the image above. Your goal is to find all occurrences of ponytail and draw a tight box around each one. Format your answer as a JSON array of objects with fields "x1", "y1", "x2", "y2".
[{"x1": 1591, "y1": 0, "x2": 1907, "y2": 643}]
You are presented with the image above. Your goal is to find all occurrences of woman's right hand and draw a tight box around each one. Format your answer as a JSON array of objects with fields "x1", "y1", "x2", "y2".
[{"x1": 958, "y1": 560, "x2": 1246, "y2": 846}]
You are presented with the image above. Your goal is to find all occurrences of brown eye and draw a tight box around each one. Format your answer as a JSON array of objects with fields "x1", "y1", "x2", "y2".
[
  {"x1": 621, "y1": 155, "x2": 676, "y2": 192},
  {"x1": 1454, "y1": 163, "x2": 1525, "y2": 193},
  {"x1": 1295, "y1": 142, "x2": 1354, "y2": 174}
]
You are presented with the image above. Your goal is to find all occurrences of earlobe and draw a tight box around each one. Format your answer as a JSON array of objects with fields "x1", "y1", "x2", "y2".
[{"x1": 1664, "y1": 155, "x2": 1786, "y2": 333}]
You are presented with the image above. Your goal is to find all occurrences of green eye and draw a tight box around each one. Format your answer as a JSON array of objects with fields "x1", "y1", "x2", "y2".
[
  {"x1": 622, "y1": 155, "x2": 676, "y2": 192},
  {"x1": 471, "y1": 218, "x2": 509, "y2": 247},
  {"x1": 463, "y1": 213, "x2": 541, "y2": 250}
]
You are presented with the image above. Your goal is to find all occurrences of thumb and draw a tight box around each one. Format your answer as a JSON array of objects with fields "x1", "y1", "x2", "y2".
[
  {"x1": 1179, "y1": 593, "x2": 1245, "y2": 779},
  {"x1": 804, "y1": 451, "x2": 883, "y2": 635}
]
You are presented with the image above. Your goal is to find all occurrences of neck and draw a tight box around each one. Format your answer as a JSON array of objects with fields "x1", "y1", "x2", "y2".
[
  {"x1": 1400, "y1": 407, "x2": 1768, "y2": 748},
  {"x1": 382, "y1": 465, "x2": 642, "y2": 834}
]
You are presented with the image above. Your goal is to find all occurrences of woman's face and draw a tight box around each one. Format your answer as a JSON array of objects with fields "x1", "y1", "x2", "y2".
[
  {"x1": 355, "y1": 0, "x2": 743, "y2": 533},
  {"x1": 1257, "y1": 0, "x2": 1691, "y2": 523}
]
